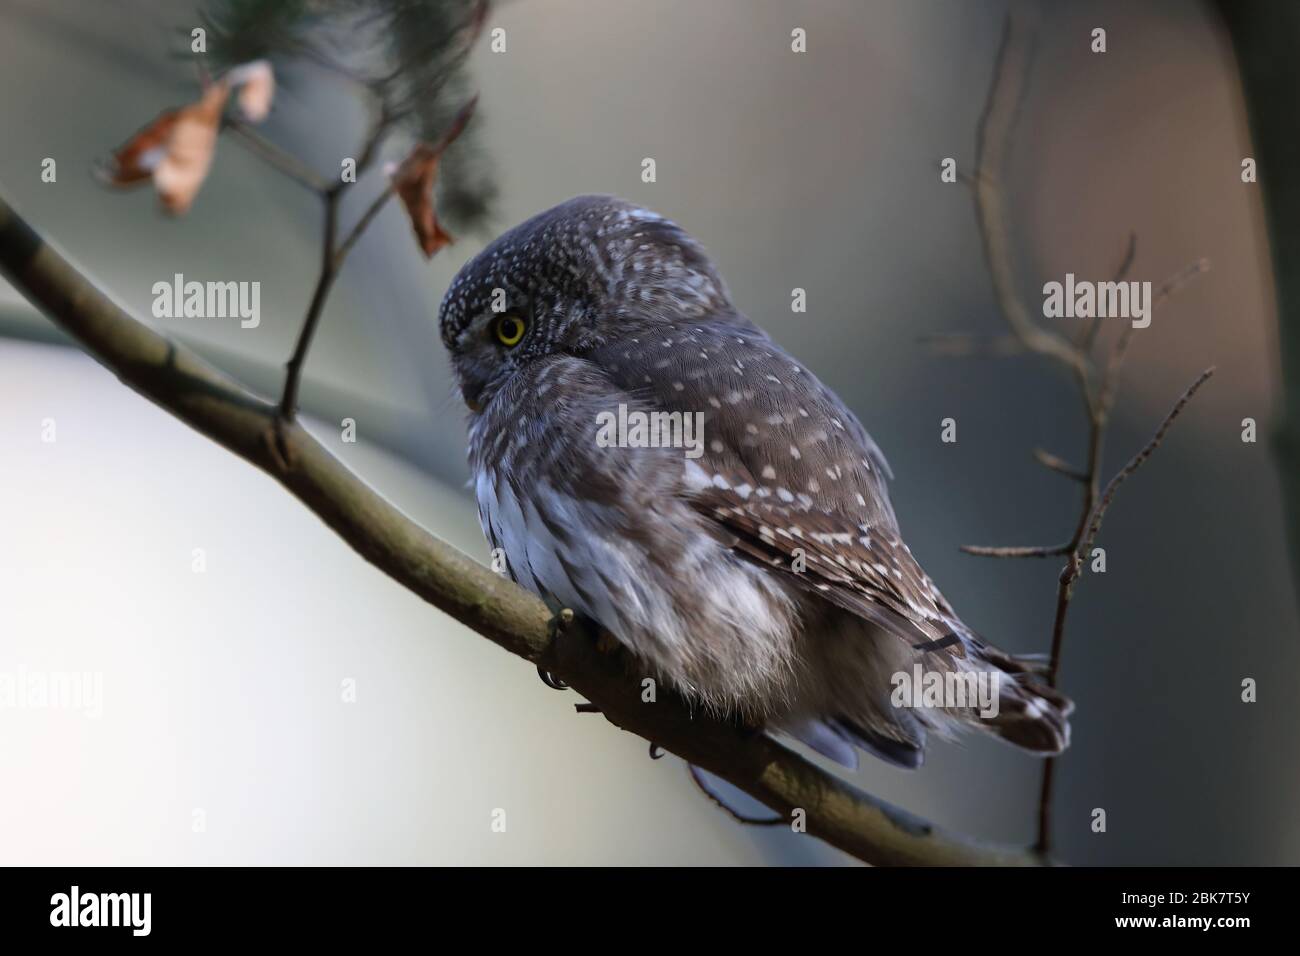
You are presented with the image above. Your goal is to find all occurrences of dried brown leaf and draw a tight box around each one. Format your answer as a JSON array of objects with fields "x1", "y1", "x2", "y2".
[{"x1": 390, "y1": 96, "x2": 478, "y2": 258}]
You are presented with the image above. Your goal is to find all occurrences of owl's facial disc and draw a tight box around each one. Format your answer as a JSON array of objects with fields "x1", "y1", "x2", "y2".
[{"x1": 444, "y1": 305, "x2": 537, "y2": 413}]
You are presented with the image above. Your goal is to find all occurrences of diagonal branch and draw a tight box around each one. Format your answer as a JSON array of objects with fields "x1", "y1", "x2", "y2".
[{"x1": 0, "y1": 193, "x2": 1040, "y2": 868}]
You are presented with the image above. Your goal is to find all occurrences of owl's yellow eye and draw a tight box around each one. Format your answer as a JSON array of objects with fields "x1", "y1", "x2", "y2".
[{"x1": 494, "y1": 315, "x2": 527, "y2": 347}]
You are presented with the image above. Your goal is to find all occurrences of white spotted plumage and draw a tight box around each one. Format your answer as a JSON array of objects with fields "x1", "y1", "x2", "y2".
[{"x1": 442, "y1": 195, "x2": 1073, "y2": 768}]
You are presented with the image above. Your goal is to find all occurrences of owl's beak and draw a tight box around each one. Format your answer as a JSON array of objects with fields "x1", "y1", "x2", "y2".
[
  {"x1": 461, "y1": 384, "x2": 483, "y2": 413},
  {"x1": 464, "y1": 398, "x2": 482, "y2": 413}
]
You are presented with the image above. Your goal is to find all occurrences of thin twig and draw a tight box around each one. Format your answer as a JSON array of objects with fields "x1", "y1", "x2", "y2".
[
  {"x1": 1077, "y1": 232, "x2": 1137, "y2": 352},
  {"x1": 271, "y1": 87, "x2": 475, "y2": 423},
  {"x1": 351, "y1": 104, "x2": 395, "y2": 184},
  {"x1": 224, "y1": 118, "x2": 330, "y2": 194},
  {"x1": 275, "y1": 107, "x2": 396, "y2": 423},
  {"x1": 220, "y1": 78, "x2": 397, "y2": 418},
  {"x1": 959, "y1": 543, "x2": 1071, "y2": 558},
  {"x1": 1099, "y1": 258, "x2": 1211, "y2": 417},
  {"x1": 1080, "y1": 367, "x2": 1216, "y2": 560},
  {"x1": 1033, "y1": 448, "x2": 1089, "y2": 482},
  {"x1": 335, "y1": 185, "x2": 395, "y2": 265}
]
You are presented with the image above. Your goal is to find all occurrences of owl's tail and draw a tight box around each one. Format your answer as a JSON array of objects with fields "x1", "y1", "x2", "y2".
[
  {"x1": 783, "y1": 632, "x2": 1073, "y2": 771},
  {"x1": 973, "y1": 643, "x2": 1074, "y2": 754}
]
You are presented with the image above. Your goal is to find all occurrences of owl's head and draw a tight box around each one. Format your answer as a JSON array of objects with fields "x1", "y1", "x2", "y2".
[{"x1": 437, "y1": 194, "x2": 732, "y2": 411}]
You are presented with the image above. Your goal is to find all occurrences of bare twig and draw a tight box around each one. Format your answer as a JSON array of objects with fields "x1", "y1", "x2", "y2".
[
  {"x1": 278, "y1": 189, "x2": 341, "y2": 424},
  {"x1": 217, "y1": 76, "x2": 400, "y2": 430},
  {"x1": 1099, "y1": 258, "x2": 1212, "y2": 417},
  {"x1": 351, "y1": 104, "x2": 395, "y2": 182},
  {"x1": 335, "y1": 186, "x2": 395, "y2": 264},
  {"x1": 961, "y1": 13, "x2": 1213, "y2": 858},
  {"x1": 0, "y1": 193, "x2": 1041, "y2": 867},
  {"x1": 959, "y1": 543, "x2": 1070, "y2": 558},
  {"x1": 274, "y1": 106, "x2": 397, "y2": 425},
  {"x1": 1077, "y1": 232, "x2": 1137, "y2": 352},
  {"x1": 1033, "y1": 448, "x2": 1089, "y2": 482},
  {"x1": 224, "y1": 118, "x2": 330, "y2": 194},
  {"x1": 1080, "y1": 367, "x2": 1216, "y2": 560},
  {"x1": 272, "y1": 91, "x2": 474, "y2": 425}
]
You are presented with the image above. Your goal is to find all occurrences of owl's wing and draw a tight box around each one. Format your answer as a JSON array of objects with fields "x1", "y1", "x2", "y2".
[
  {"x1": 690, "y1": 487, "x2": 962, "y2": 647},
  {"x1": 592, "y1": 320, "x2": 966, "y2": 650}
]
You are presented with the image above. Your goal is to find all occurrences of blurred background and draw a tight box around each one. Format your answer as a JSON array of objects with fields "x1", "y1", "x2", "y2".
[{"x1": 1, "y1": 0, "x2": 1296, "y2": 865}]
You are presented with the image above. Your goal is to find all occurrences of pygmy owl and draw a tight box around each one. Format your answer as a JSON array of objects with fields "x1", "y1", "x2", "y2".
[{"x1": 438, "y1": 195, "x2": 1071, "y2": 769}]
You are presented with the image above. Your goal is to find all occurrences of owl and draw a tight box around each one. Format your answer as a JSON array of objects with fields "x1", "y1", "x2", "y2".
[{"x1": 438, "y1": 195, "x2": 1071, "y2": 769}]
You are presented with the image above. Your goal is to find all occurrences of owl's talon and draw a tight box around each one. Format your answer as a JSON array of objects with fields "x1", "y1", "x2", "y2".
[
  {"x1": 537, "y1": 666, "x2": 568, "y2": 690},
  {"x1": 648, "y1": 742, "x2": 665, "y2": 759}
]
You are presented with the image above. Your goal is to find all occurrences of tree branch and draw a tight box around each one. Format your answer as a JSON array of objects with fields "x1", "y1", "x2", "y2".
[{"x1": 0, "y1": 193, "x2": 1040, "y2": 867}]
